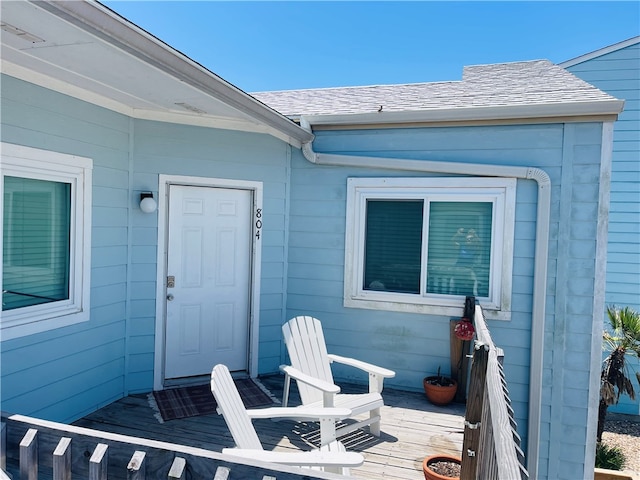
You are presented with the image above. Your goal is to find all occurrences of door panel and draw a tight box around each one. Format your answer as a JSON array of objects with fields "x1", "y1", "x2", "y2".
[{"x1": 165, "y1": 185, "x2": 252, "y2": 380}]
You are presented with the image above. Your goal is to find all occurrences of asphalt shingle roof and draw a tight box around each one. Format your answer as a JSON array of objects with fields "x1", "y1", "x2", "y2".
[{"x1": 251, "y1": 60, "x2": 619, "y2": 119}]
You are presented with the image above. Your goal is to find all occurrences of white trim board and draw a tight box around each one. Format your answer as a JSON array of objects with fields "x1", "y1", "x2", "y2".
[{"x1": 560, "y1": 36, "x2": 640, "y2": 68}]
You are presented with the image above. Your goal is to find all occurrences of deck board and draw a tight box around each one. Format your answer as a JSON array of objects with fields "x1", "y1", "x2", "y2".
[{"x1": 74, "y1": 375, "x2": 464, "y2": 479}]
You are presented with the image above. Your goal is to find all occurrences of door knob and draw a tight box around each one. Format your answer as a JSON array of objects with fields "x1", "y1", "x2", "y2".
[{"x1": 167, "y1": 294, "x2": 174, "y2": 301}]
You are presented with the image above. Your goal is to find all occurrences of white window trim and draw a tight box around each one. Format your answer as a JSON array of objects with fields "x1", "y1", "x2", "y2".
[
  {"x1": 344, "y1": 177, "x2": 515, "y2": 320},
  {"x1": 1, "y1": 143, "x2": 92, "y2": 340}
]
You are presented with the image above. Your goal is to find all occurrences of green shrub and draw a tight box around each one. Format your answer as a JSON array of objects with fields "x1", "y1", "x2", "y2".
[{"x1": 595, "y1": 442, "x2": 626, "y2": 470}]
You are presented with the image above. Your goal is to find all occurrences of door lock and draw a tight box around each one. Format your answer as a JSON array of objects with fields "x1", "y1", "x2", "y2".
[{"x1": 167, "y1": 275, "x2": 175, "y2": 288}]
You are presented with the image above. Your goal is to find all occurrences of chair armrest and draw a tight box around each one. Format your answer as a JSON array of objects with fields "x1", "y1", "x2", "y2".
[
  {"x1": 247, "y1": 406, "x2": 352, "y2": 421},
  {"x1": 222, "y1": 448, "x2": 364, "y2": 468},
  {"x1": 279, "y1": 365, "x2": 341, "y2": 394},
  {"x1": 328, "y1": 354, "x2": 395, "y2": 394},
  {"x1": 253, "y1": 403, "x2": 349, "y2": 445},
  {"x1": 327, "y1": 354, "x2": 395, "y2": 378}
]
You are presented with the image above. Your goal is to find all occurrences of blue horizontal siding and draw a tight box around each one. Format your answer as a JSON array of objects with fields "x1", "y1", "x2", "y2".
[
  {"x1": 286, "y1": 119, "x2": 610, "y2": 480},
  {"x1": 1, "y1": 75, "x2": 294, "y2": 418},
  {"x1": 567, "y1": 42, "x2": 640, "y2": 318},
  {"x1": 127, "y1": 119, "x2": 292, "y2": 383},
  {"x1": 568, "y1": 68, "x2": 639, "y2": 82},
  {"x1": 567, "y1": 39, "x2": 640, "y2": 442},
  {"x1": 1, "y1": 75, "x2": 130, "y2": 422}
]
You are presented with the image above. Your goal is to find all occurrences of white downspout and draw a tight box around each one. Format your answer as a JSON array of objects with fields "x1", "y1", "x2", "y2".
[{"x1": 300, "y1": 116, "x2": 550, "y2": 479}]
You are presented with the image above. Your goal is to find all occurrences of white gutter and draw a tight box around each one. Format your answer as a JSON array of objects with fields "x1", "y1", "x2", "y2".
[
  {"x1": 300, "y1": 116, "x2": 549, "y2": 479},
  {"x1": 299, "y1": 100, "x2": 624, "y2": 127}
]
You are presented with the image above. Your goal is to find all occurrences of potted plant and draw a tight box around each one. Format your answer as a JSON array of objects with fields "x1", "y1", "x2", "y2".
[
  {"x1": 422, "y1": 454, "x2": 461, "y2": 480},
  {"x1": 423, "y1": 367, "x2": 458, "y2": 406}
]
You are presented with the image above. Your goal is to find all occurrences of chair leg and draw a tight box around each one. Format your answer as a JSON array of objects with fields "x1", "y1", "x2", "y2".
[
  {"x1": 319, "y1": 417, "x2": 337, "y2": 446},
  {"x1": 282, "y1": 373, "x2": 291, "y2": 407},
  {"x1": 325, "y1": 465, "x2": 343, "y2": 475},
  {"x1": 369, "y1": 407, "x2": 381, "y2": 437}
]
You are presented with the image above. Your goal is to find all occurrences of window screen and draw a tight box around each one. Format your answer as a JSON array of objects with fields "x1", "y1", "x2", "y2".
[
  {"x1": 3, "y1": 176, "x2": 71, "y2": 310},
  {"x1": 426, "y1": 201, "x2": 492, "y2": 297}
]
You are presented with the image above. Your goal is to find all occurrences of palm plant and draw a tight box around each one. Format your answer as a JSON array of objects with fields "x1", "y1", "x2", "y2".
[
  {"x1": 594, "y1": 443, "x2": 625, "y2": 470},
  {"x1": 597, "y1": 305, "x2": 640, "y2": 442}
]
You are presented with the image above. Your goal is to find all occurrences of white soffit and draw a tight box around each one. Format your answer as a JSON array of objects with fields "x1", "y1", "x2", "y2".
[{"x1": 0, "y1": 1, "x2": 309, "y2": 146}]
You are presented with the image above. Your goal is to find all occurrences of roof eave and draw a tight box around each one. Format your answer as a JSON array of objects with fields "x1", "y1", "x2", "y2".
[
  {"x1": 31, "y1": 0, "x2": 313, "y2": 146},
  {"x1": 560, "y1": 36, "x2": 640, "y2": 68},
  {"x1": 297, "y1": 100, "x2": 625, "y2": 128}
]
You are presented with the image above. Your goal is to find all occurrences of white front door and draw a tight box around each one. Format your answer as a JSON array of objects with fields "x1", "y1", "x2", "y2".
[{"x1": 164, "y1": 184, "x2": 252, "y2": 379}]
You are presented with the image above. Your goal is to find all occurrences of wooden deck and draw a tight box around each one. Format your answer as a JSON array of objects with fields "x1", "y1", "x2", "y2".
[{"x1": 73, "y1": 375, "x2": 465, "y2": 480}]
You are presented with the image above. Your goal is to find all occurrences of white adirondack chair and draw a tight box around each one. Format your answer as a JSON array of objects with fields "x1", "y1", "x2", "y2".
[
  {"x1": 280, "y1": 316, "x2": 396, "y2": 437},
  {"x1": 210, "y1": 364, "x2": 364, "y2": 475}
]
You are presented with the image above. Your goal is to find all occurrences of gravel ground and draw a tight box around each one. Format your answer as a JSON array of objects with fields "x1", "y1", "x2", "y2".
[{"x1": 602, "y1": 414, "x2": 640, "y2": 476}]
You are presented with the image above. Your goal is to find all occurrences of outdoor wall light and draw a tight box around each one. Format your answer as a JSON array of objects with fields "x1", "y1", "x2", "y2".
[{"x1": 139, "y1": 192, "x2": 157, "y2": 213}]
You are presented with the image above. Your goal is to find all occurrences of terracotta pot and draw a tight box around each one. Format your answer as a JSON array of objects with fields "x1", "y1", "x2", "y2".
[
  {"x1": 422, "y1": 454, "x2": 461, "y2": 480},
  {"x1": 423, "y1": 376, "x2": 458, "y2": 406}
]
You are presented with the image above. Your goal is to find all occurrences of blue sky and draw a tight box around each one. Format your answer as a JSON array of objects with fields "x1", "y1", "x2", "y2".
[{"x1": 102, "y1": 1, "x2": 639, "y2": 92}]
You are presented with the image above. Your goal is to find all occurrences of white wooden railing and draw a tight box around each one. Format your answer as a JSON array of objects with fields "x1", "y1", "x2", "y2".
[
  {"x1": 0, "y1": 414, "x2": 347, "y2": 479},
  {"x1": 460, "y1": 304, "x2": 529, "y2": 480}
]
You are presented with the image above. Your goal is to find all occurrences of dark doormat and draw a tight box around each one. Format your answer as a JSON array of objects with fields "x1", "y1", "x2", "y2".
[{"x1": 149, "y1": 378, "x2": 278, "y2": 423}]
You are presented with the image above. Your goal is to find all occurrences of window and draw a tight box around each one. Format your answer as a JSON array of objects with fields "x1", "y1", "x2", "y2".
[
  {"x1": 1, "y1": 143, "x2": 92, "y2": 339},
  {"x1": 344, "y1": 177, "x2": 515, "y2": 319}
]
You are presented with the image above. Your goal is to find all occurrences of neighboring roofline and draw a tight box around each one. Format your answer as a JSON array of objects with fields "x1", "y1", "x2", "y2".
[
  {"x1": 29, "y1": 0, "x2": 313, "y2": 147},
  {"x1": 296, "y1": 100, "x2": 624, "y2": 128},
  {"x1": 560, "y1": 36, "x2": 640, "y2": 68}
]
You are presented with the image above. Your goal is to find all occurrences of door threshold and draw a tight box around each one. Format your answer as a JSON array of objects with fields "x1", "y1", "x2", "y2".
[
  {"x1": 163, "y1": 370, "x2": 249, "y2": 389},
  {"x1": 163, "y1": 375, "x2": 209, "y2": 389}
]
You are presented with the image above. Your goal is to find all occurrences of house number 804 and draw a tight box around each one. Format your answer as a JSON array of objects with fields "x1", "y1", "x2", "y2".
[{"x1": 255, "y1": 208, "x2": 262, "y2": 239}]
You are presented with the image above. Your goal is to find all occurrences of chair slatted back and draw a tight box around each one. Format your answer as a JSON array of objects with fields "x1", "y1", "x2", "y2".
[
  {"x1": 283, "y1": 316, "x2": 335, "y2": 405},
  {"x1": 211, "y1": 364, "x2": 263, "y2": 450}
]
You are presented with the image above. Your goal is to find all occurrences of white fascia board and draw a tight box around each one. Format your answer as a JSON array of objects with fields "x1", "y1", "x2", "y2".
[
  {"x1": 300, "y1": 101, "x2": 624, "y2": 127},
  {"x1": 30, "y1": 0, "x2": 312, "y2": 146},
  {"x1": 133, "y1": 109, "x2": 302, "y2": 147},
  {"x1": 560, "y1": 36, "x2": 640, "y2": 68}
]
